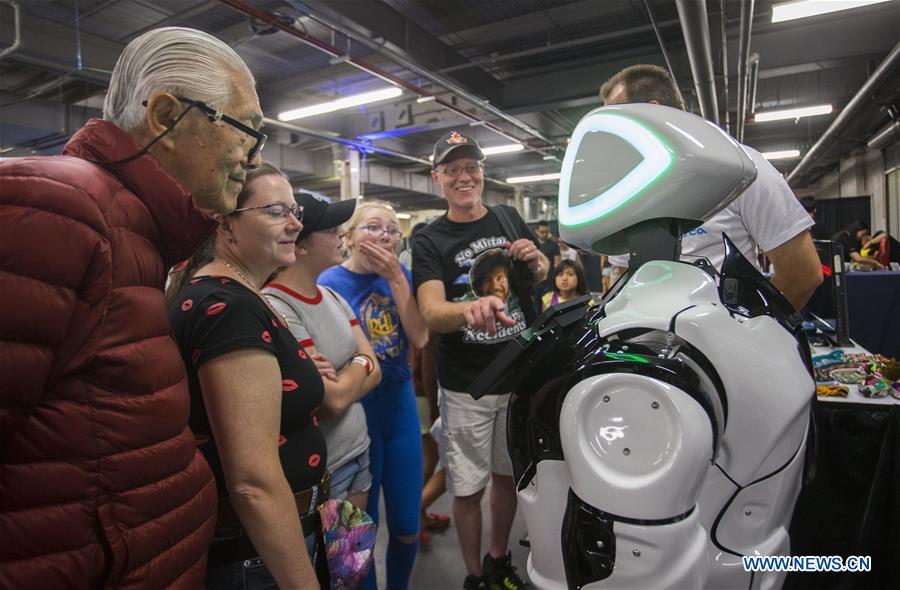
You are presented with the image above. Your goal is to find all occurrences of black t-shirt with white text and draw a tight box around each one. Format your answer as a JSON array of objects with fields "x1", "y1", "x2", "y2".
[{"x1": 412, "y1": 205, "x2": 539, "y2": 392}]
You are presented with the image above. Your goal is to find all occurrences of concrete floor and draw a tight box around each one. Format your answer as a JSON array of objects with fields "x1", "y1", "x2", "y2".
[{"x1": 371, "y1": 481, "x2": 531, "y2": 589}]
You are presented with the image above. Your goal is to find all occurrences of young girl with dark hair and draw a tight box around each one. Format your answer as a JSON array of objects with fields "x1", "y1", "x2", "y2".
[{"x1": 540, "y1": 259, "x2": 593, "y2": 311}]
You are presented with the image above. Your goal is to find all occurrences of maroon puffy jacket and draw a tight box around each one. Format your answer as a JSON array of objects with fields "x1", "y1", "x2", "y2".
[{"x1": 0, "y1": 120, "x2": 218, "y2": 589}]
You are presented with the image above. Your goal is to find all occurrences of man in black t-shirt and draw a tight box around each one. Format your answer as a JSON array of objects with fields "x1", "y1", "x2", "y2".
[
  {"x1": 535, "y1": 220, "x2": 561, "y2": 298},
  {"x1": 413, "y1": 131, "x2": 547, "y2": 590}
]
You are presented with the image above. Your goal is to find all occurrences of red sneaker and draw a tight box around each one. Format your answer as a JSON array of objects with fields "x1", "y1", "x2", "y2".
[{"x1": 424, "y1": 512, "x2": 451, "y2": 531}]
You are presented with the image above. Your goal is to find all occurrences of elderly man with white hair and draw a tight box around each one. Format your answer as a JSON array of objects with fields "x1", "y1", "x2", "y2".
[{"x1": 0, "y1": 27, "x2": 263, "y2": 589}]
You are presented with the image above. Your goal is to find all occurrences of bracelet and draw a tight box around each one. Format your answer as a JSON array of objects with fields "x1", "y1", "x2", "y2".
[{"x1": 351, "y1": 354, "x2": 375, "y2": 376}]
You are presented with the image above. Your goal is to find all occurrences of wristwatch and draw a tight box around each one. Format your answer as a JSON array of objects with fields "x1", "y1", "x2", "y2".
[{"x1": 351, "y1": 354, "x2": 374, "y2": 375}]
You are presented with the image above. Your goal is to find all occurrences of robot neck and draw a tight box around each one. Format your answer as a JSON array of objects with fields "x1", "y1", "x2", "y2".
[{"x1": 626, "y1": 218, "x2": 687, "y2": 269}]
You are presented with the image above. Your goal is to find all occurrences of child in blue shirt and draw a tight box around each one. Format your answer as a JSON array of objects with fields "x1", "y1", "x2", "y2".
[{"x1": 319, "y1": 201, "x2": 429, "y2": 590}]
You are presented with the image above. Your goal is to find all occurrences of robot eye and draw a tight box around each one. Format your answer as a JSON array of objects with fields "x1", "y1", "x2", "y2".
[
  {"x1": 559, "y1": 113, "x2": 673, "y2": 227},
  {"x1": 568, "y1": 132, "x2": 643, "y2": 208}
]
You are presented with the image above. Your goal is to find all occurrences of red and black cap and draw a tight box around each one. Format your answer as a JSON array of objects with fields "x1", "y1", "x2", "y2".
[{"x1": 431, "y1": 131, "x2": 485, "y2": 166}]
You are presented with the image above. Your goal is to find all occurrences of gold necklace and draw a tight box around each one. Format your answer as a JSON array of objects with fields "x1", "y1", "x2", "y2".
[
  {"x1": 213, "y1": 259, "x2": 288, "y2": 324},
  {"x1": 215, "y1": 258, "x2": 257, "y2": 291}
]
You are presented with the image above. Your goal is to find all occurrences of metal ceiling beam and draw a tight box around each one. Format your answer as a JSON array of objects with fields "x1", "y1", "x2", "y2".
[
  {"x1": 787, "y1": 41, "x2": 900, "y2": 187},
  {"x1": 676, "y1": 0, "x2": 719, "y2": 124},
  {"x1": 265, "y1": 117, "x2": 431, "y2": 166},
  {"x1": 215, "y1": 0, "x2": 561, "y2": 160},
  {"x1": 0, "y1": 0, "x2": 22, "y2": 62},
  {"x1": 437, "y1": 17, "x2": 680, "y2": 75},
  {"x1": 293, "y1": 2, "x2": 561, "y2": 152}
]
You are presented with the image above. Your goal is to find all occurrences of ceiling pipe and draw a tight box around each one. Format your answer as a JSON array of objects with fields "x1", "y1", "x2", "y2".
[
  {"x1": 719, "y1": 0, "x2": 730, "y2": 135},
  {"x1": 736, "y1": 0, "x2": 755, "y2": 142},
  {"x1": 289, "y1": 1, "x2": 560, "y2": 150},
  {"x1": 788, "y1": 41, "x2": 900, "y2": 187},
  {"x1": 675, "y1": 0, "x2": 719, "y2": 124},
  {"x1": 641, "y1": 0, "x2": 677, "y2": 81},
  {"x1": 216, "y1": 0, "x2": 560, "y2": 160},
  {"x1": 0, "y1": 0, "x2": 23, "y2": 62},
  {"x1": 747, "y1": 52, "x2": 759, "y2": 116},
  {"x1": 867, "y1": 120, "x2": 900, "y2": 151}
]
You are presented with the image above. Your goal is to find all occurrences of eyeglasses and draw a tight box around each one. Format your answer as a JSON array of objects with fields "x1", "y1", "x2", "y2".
[
  {"x1": 437, "y1": 162, "x2": 484, "y2": 177},
  {"x1": 359, "y1": 224, "x2": 402, "y2": 239},
  {"x1": 174, "y1": 95, "x2": 267, "y2": 161},
  {"x1": 234, "y1": 203, "x2": 304, "y2": 222}
]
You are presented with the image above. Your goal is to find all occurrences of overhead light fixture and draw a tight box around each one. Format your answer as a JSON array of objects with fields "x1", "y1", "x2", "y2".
[
  {"x1": 278, "y1": 87, "x2": 403, "y2": 121},
  {"x1": 482, "y1": 143, "x2": 524, "y2": 156},
  {"x1": 416, "y1": 96, "x2": 435, "y2": 103},
  {"x1": 762, "y1": 149, "x2": 801, "y2": 160},
  {"x1": 506, "y1": 172, "x2": 561, "y2": 184},
  {"x1": 771, "y1": 0, "x2": 890, "y2": 23},
  {"x1": 396, "y1": 213, "x2": 411, "y2": 220},
  {"x1": 753, "y1": 104, "x2": 833, "y2": 123}
]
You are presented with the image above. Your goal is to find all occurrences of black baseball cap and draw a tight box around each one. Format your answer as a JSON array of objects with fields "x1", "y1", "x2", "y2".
[
  {"x1": 294, "y1": 193, "x2": 356, "y2": 242},
  {"x1": 431, "y1": 130, "x2": 485, "y2": 166}
]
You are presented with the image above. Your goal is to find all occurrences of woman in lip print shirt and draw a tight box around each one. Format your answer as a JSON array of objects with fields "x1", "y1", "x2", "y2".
[{"x1": 168, "y1": 163, "x2": 326, "y2": 590}]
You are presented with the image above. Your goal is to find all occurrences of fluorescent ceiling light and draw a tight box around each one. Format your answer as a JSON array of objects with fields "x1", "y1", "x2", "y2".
[
  {"x1": 397, "y1": 213, "x2": 411, "y2": 219},
  {"x1": 506, "y1": 172, "x2": 561, "y2": 184},
  {"x1": 416, "y1": 96, "x2": 435, "y2": 103},
  {"x1": 762, "y1": 149, "x2": 802, "y2": 160},
  {"x1": 771, "y1": 0, "x2": 890, "y2": 23},
  {"x1": 482, "y1": 144, "x2": 524, "y2": 156},
  {"x1": 754, "y1": 104, "x2": 833, "y2": 123},
  {"x1": 278, "y1": 87, "x2": 403, "y2": 121}
]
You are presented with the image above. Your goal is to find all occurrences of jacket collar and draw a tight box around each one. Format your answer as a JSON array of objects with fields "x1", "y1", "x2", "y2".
[{"x1": 63, "y1": 118, "x2": 216, "y2": 267}]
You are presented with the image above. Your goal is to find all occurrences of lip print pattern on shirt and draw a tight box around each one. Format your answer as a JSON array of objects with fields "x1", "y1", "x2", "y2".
[{"x1": 359, "y1": 292, "x2": 403, "y2": 360}]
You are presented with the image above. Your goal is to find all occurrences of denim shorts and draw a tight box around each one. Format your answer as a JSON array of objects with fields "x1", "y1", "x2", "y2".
[
  {"x1": 204, "y1": 534, "x2": 317, "y2": 590},
  {"x1": 328, "y1": 448, "x2": 372, "y2": 500}
]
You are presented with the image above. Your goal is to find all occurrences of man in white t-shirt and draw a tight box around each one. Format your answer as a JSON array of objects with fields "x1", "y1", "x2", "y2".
[{"x1": 600, "y1": 64, "x2": 822, "y2": 310}]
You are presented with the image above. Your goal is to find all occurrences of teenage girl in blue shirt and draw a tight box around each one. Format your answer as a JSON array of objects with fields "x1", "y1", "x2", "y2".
[{"x1": 319, "y1": 201, "x2": 429, "y2": 590}]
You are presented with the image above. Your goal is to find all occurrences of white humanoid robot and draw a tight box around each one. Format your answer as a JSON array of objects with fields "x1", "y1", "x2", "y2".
[{"x1": 471, "y1": 104, "x2": 814, "y2": 590}]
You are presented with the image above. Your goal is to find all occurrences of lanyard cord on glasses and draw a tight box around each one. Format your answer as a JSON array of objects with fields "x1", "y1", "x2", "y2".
[{"x1": 83, "y1": 102, "x2": 197, "y2": 167}]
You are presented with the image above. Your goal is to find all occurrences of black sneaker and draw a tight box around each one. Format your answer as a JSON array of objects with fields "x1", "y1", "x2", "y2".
[
  {"x1": 483, "y1": 552, "x2": 530, "y2": 590},
  {"x1": 463, "y1": 574, "x2": 488, "y2": 590}
]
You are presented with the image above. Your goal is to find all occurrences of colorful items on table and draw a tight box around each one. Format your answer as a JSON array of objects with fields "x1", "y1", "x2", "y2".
[
  {"x1": 816, "y1": 384, "x2": 849, "y2": 398},
  {"x1": 813, "y1": 350, "x2": 900, "y2": 398}
]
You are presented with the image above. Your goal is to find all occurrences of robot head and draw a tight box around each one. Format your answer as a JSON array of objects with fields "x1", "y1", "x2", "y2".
[{"x1": 558, "y1": 104, "x2": 757, "y2": 255}]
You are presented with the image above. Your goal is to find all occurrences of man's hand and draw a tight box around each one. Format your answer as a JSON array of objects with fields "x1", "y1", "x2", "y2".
[
  {"x1": 508, "y1": 238, "x2": 541, "y2": 273},
  {"x1": 463, "y1": 295, "x2": 516, "y2": 336}
]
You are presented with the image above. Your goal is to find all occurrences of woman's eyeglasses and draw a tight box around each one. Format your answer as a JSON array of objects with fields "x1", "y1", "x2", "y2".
[
  {"x1": 234, "y1": 203, "x2": 304, "y2": 222},
  {"x1": 359, "y1": 224, "x2": 402, "y2": 239}
]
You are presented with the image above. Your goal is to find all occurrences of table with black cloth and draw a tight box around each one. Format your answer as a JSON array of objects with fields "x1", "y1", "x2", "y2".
[
  {"x1": 845, "y1": 270, "x2": 900, "y2": 357},
  {"x1": 786, "y1": 392, "x2": 900, "y2": 589}
]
